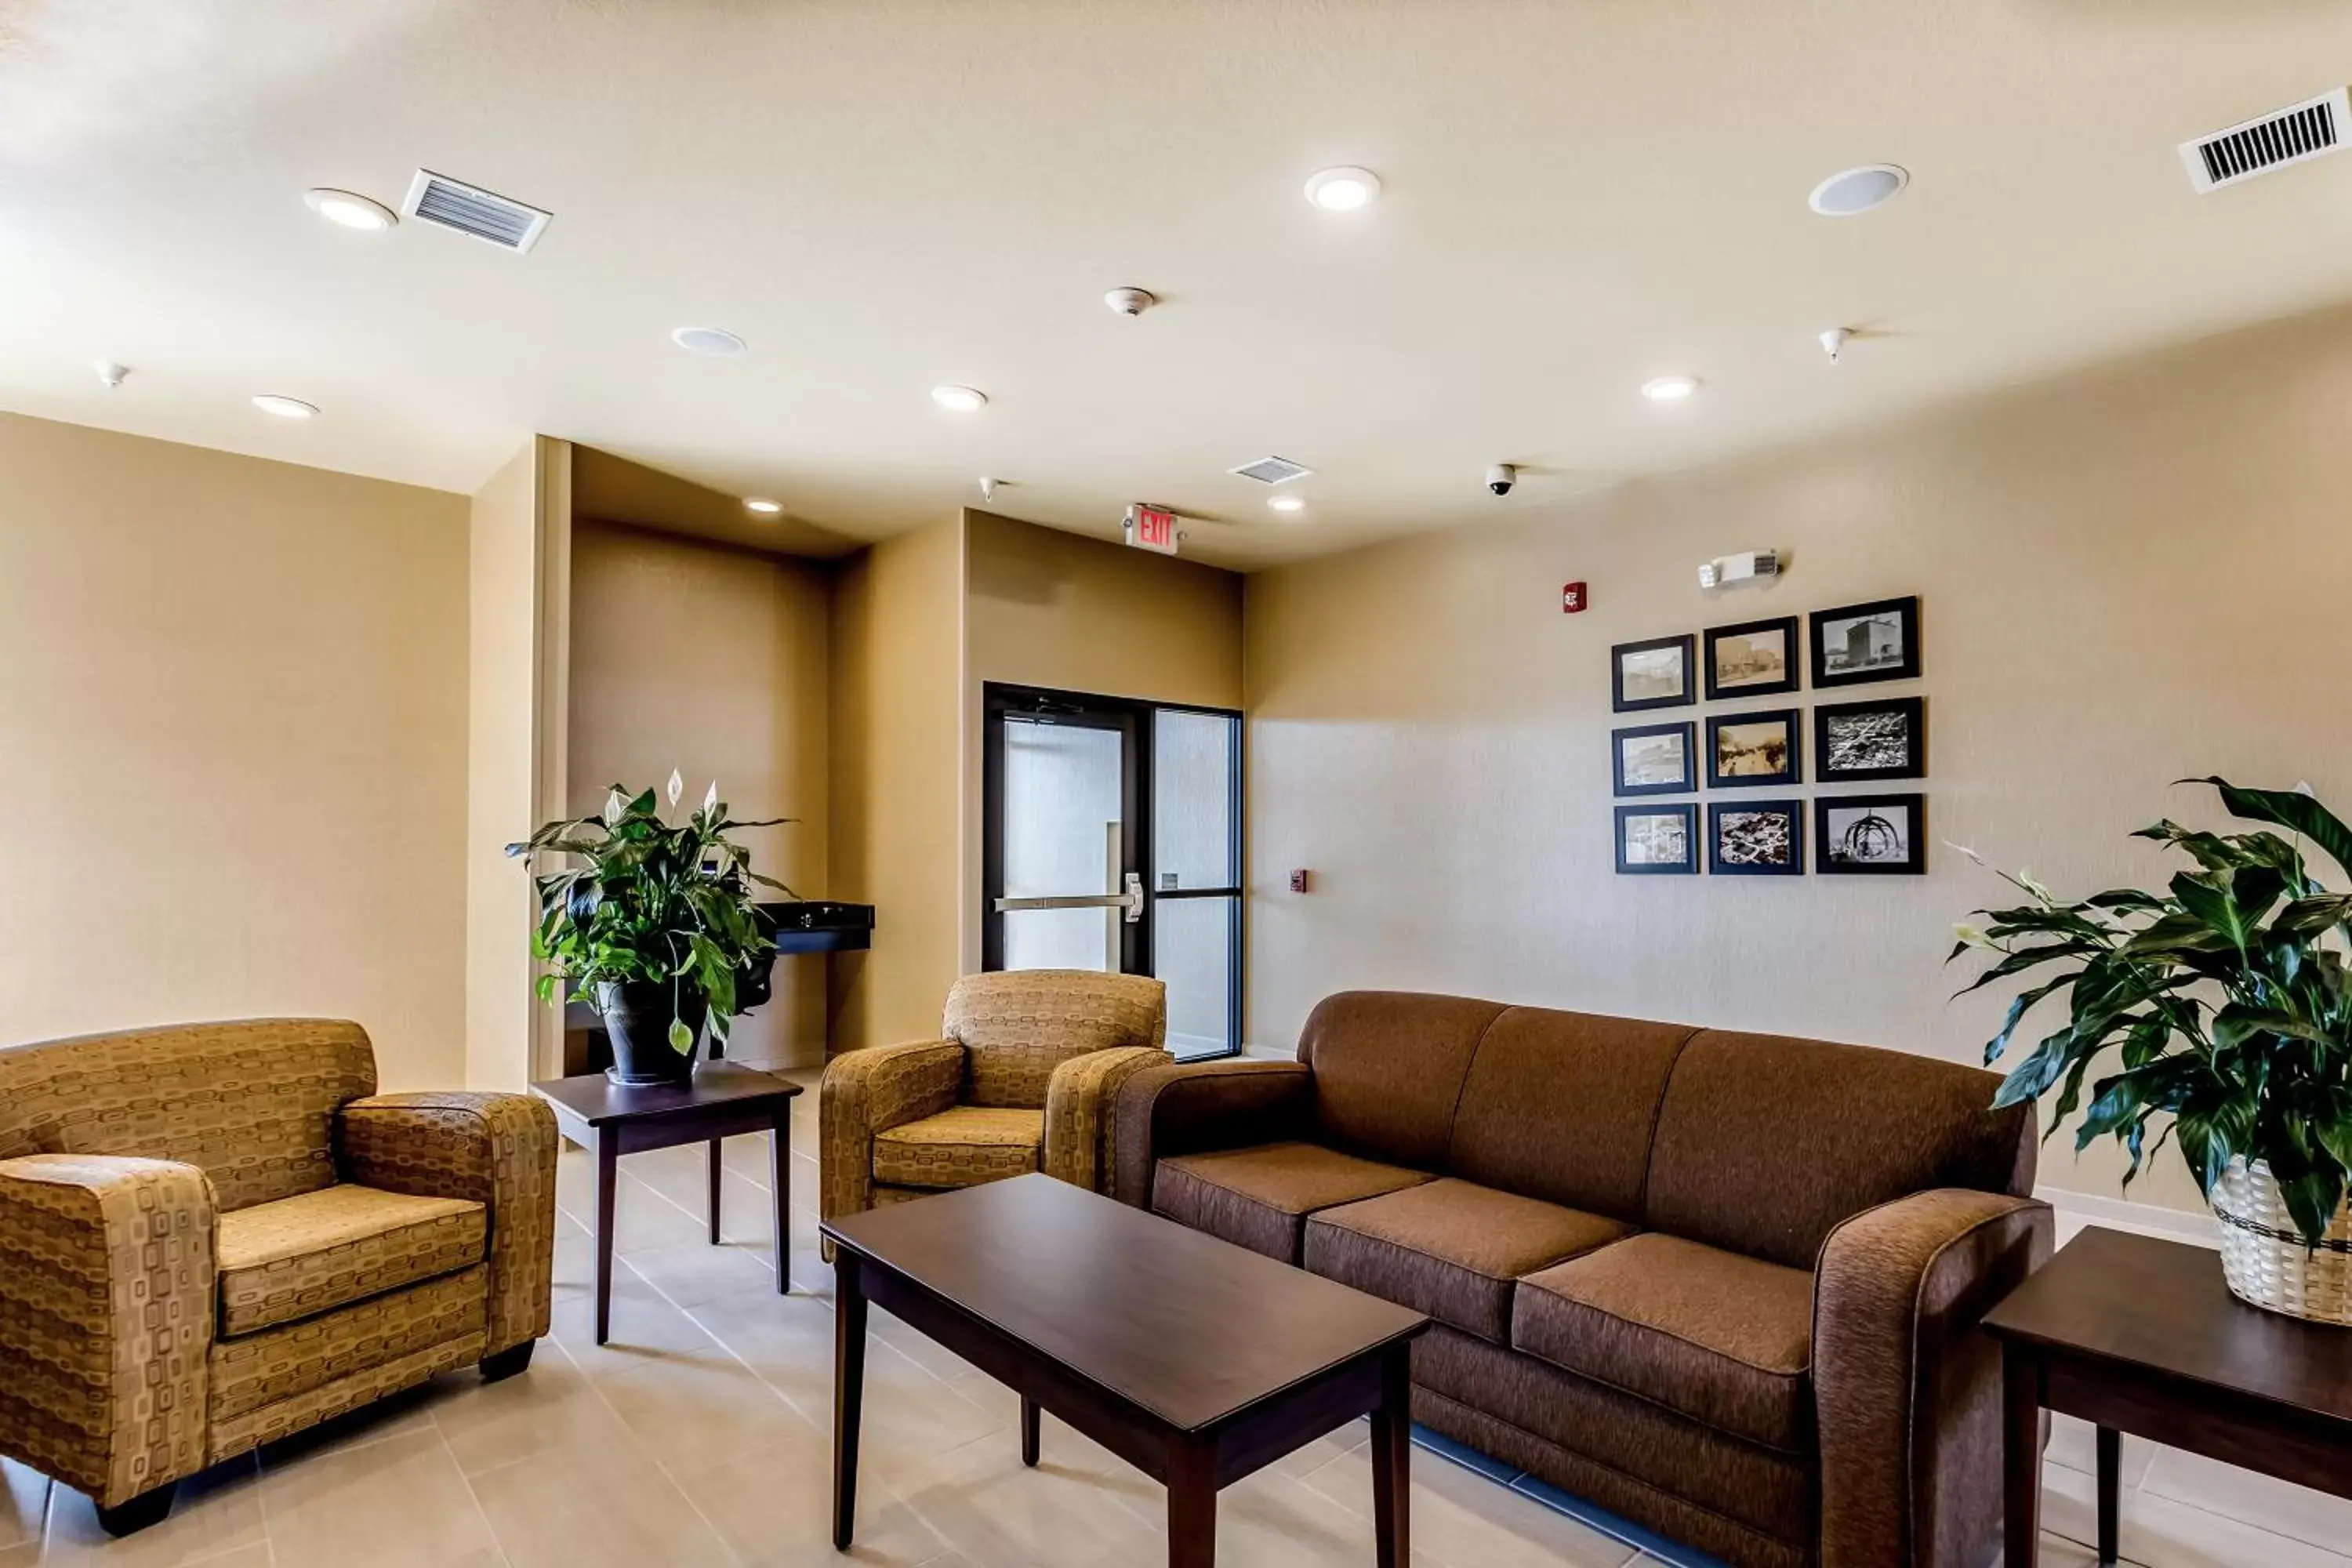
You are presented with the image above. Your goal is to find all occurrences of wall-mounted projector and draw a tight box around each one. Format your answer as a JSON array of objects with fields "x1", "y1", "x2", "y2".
[{"x1": 1698, "y1": 550, "x2": 1780, "y2": 590}]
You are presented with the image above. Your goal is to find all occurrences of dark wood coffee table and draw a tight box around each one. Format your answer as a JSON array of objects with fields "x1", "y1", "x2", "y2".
[
  {"x1": 822, "y1": 1174, "x2": 1429, "y2": 1566},
  {"x1": 532, "y1": 1062, "x2": 801, "y2": 1345},
  {"x1": 1984, "y1": 1225, "x2": 2352, "y2": 1566}
]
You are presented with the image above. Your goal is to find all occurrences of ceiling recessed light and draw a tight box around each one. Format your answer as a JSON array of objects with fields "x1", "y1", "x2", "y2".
[
  {"x1": 1268, "y1": 495, "x2": 1306, "y2": 514},
  {"x1": 931, "y1": 385, "x2": 988, "y2": 412},
  {"x1": 302, "y1": 188, "x2": 396, "y2": 232},
  {"x1": 1641, "y1": 375, "x2": 1699, "y2": 403},
  {"x1": 1304, "y1": 166, "x2": 1381, "y2": 212},
  {"x1": 671, "y1": 326, "x2": 747, "y2": 357},
  {"x1": 742, "y1": 497, "x2": 782, "y2": 515},
  {"x1": 252, "y1": 394, "x2": 318, "y2": 419},
  {"x1": 1807, "y1": 164, "x2": 1908, "y2": 217}
]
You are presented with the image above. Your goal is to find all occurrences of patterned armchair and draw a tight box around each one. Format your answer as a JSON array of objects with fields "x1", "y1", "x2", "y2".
[
  {"x1": 820, "y1": 970, "x2": 1167, "y2": 1232},
  {"x1": 0, "y1": 1019, "x2": 557, "y2": 1535}
]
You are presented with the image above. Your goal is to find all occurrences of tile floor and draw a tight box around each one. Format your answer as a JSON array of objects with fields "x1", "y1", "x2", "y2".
[{"x1": 0, "y1": 1076, "x2": 2341, "y2": 1567}]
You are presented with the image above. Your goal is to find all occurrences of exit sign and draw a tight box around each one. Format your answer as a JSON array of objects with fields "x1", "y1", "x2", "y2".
[{"x1": 1124, "y1": 503, "x2": 1180, "y2": 555}]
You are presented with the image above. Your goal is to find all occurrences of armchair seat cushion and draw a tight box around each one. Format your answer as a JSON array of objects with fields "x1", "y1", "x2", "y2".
[
  {"x1": 1305, "y1": 1178, "x2": 1630, "y2": 1344},
  {"x1": 871, "y1": 1107, "x2": 1044, "y2": 1189},
  {"x1": 1512, "y1": 1232, "x2": 1815, "y2": 1452},
  {"x1": 1151, "y1": 1141, "x2": 1432, "y2": 1262},
  {"x1": 216, "y1": 1184, "x2": 486, "y2": 1336}
]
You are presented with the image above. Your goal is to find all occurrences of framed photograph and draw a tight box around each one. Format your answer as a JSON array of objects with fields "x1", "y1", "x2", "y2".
[
  {"x1": 1816, "y1": 793, "x2": 1927, "y2": 874},
  {"x1": 1706, "y1": 708, "x2": 1802, "y2": 788},
  {"x1": 1615, "y1": 803, "x2": 1698, "y2": 875},
  {"x1": 1815, "y1": 696, "x2": 1925, "y2": 782},
  {"x1": 1709, "y1": 800, "x2": 1804, "y2": 876},
  {"x1": 1810, "y1": 595, "x2": 1919, "y2": 688},
  {"x1": 1612, "y1": 633, "x2": 1696, "y2": 713},
  {"x1": 1703, "y1": 615, "x2": 1800, "y2": 699},
  {"x1": 1613, "y1": 721, "x2": 1696, "y2": 797}
]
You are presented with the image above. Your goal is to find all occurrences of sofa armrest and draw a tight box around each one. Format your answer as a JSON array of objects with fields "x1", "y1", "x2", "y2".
[
  {"x1": 1110, "y1": 1059, "x2": 1316, "y2": 1207},
  {"x1": 0, "y1": 1154, "x2": 216, "y2": 1508},
  {"x1": 1043, "y1": 1047, "x2": 1172, "y2": 1193},
  {"x1": 337, "y1": 1092, "x2": 560, "y2": 1356},
  {"x1": 818, "y1": 1040, "x2": 967, "y2": 1224},
  {"x1": 1813, "y1": 1187, "x2": 2052, "y2": 1568}
]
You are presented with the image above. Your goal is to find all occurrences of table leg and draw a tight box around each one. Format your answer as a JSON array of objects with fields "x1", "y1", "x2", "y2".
[
  {"x1": 2096, "y1": 1425, "x2": 2120, "y2": 1563},
  {"x1": 1021, "y1": 1396, "x2": 1041, "y2": 1467},
  {"x1": 770, "y1": 1108, "x2": 791, "y2": 1295},
  {"x1": 1166, "y1": 1435, "x2": 1217, "y2": 1568},
  {"x1": 706, "y1": 1138, "x2": 723, "y2": 1246},
  {"x1": 593, "y1": 1133, "x2": 618, "y2": 1347},
  {"x1": 1369, "y1": 1345, "x2": 1411, "y2": 1568},
  {"x1": 2002, "y1": 1344, "x2": 2042, "y2": 1568},
  {"x1": 833, "y1": 1251, "x2": 867, "y2": 1551}
]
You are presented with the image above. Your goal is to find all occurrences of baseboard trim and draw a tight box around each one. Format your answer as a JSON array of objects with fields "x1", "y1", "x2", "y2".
[{"x1": 2037, "y1": 1184, "x2": 2216, "y2": 1248}]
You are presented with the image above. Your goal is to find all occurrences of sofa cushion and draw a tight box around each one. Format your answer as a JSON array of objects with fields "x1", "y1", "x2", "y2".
[
  {"x1": 216, "y1": 1183, "x2": 485, "y2": 1336},
  {"x1": 1513, "y1": 1232, "x2": 1816, "y2": 1452},
  {"x1": 1152, "y1": 1141, "x2": 1432, "y2": 1261},
  {"x1": 1297, "y1": 992, "x2": 1506, "y2": 1167},
  {"x1": 210, "y1": 1264, "x2": 488, "y2": 1421},
  {"x1": 872, "y1": 1107, "x2": 1044, "y2": 1188},
  {"x1": 1305, "y1": 1178, "x2": 1628, "y2": 1342}
]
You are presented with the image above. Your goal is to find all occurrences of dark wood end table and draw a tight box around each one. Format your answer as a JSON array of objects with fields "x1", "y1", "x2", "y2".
[
  {"x1": 532, "y1": 1062, "x2": 802, "y2": 1345},
  {"x1": 822, "y1": 1174, "x2": 1430, "y2": 1567},
  {"x1": 1984, "y1": 1224, "x2": 2352, "y2": 1566}
]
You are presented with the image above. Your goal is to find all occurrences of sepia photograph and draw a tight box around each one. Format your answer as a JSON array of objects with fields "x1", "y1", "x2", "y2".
[
  {"x1": 1704, "y1": 616, "x2": 1799, "y2": 699},
  {"x1": 1816, "y1": 793, "x2": 1926, "y2": 873},
  {"x1": 1709, "y1": 800, "x2": 1803, "y2": 875},
  {"x1": 1616, "y1": 803, "x2": 1698, "y2": 874},
  {"x1": 1810, "y1": 595, "x2": 1920, "y2": 688},
  {"x1": 1815, "y1": 696, "x2": 1925, "y2": 781},
  {"x1": 1613, "y1": 721, "x2": 1696, "y2": 796},
  {"x1": 1706, "y1": 708, "x2": 1801, "y2": 787},
  {"x1": 1612, "y1": 633, "x2": 1696, "y2": 712}
]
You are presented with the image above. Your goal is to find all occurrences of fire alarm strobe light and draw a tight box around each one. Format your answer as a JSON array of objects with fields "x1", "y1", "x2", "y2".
[{"x1": 1563, "y1": 581, "x2": 1589, "y2": 614}]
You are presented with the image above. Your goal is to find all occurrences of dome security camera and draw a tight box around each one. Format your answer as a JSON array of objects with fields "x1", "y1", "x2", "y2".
[{"x1": 1486, "y1": 463, "x2": 1517, "y2": 498}]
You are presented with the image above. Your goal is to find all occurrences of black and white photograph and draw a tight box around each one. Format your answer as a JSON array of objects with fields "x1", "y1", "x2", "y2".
[
  {"x1": 1703, "y1": 615, "x2": 1799, "y2": 699},
  {"x1": 1709, "y1": 800, "x2": 1803, "y2": 876},
  {"x1": 1809, "y1": 595, "x2": 1920, "y2": 688},
  {"x1": 1816, "y1": 793, "x2": 1927, "y2": 873},
  {"x1": 1613, "y1": 721, "x2": 1696, "y2": 797},
  {"x1": 1611, "y1": 633, "x2": 1696, "y2": 713},
  {"x1": 1706, "y1": 708, "x2": 1801, "y2": 788},
  {"x1": 1616, "y1": 803, "x2": 1698, "y2": 874},
  {"x1": 1814, "y1": 696, "x2": 1926, "y2": 782}
]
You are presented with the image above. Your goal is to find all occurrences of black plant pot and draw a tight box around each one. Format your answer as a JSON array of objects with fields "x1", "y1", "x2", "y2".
[{"x1": 596, "y1": 981, "x2": 706, "y2": 1087}]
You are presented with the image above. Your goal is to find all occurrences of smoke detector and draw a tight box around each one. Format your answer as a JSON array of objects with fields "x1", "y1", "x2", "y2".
[
  {"x1": 1105, "y1": 287, "x2": 1156, "y2": 317},
  {"x1": 1227, "y1": 455, "x2": 1312, "y2": 485},
  {"x1": 2181, "y1": 88, "x2": 2347, "y2": 192},
  {"x1": 401, "y1": 169, "x2": 551, "y2": 252}
]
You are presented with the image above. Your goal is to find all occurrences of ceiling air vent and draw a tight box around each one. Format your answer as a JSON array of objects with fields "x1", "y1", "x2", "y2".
[
  {"x1": 401, "y1": 169, "x2": 552, "y2": 252},
  {"x1": 1227, "y1": 455, "x2": 1312, "y2": 485},
  {"x1": 2180, "y1": 88, "x2": 2347, "y2": 193}
]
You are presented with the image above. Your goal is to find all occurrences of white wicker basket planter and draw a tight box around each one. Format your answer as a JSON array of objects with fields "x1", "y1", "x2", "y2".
[{"x1": 2212, "y1": 1157, "x2": 2352, "y2": 1326}]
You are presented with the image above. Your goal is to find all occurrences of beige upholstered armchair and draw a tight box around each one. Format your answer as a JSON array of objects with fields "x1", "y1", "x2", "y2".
[
  {"x1": 0, "y1": 1019, "x2": 557, "y2": 1536},
  {"x1": 820, "y1": 970, "x2": 1167, "y2": 1230}
]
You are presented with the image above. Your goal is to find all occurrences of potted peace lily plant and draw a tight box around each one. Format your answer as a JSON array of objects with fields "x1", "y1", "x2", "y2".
[
  {"x1": 507, "y1": 771, "x2": 791, "y2": 1086},
  {"x1": 1955, "y1": 778, "x2": 2352, "y2": 1324}
]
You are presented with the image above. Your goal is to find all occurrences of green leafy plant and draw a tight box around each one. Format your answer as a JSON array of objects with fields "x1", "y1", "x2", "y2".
[
  {"x1": 1954, "y1": 779, "x2": 2352, "y2": 1246},
  {"x1": 506, "y1": 773, "x2": 793, "y2": 1054}
]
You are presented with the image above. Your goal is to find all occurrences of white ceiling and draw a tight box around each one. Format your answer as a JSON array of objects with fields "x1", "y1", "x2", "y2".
[{"x1": 6, "y1": 1, "x2": 2352, "y2": 569}]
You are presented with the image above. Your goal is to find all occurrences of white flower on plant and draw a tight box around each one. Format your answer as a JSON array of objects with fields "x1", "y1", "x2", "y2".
[
  {"x1": 2016, "y1": 868, "x2": 2056, "y2": 906},
  {"x1": 1942, "y1": 840, "x2": 1987, "y2": 866},
  {"x1": 604, "y1": 787, "x2": 627, "y2": 825},
  {"x1": 1951, "y1": 923, "x2": 1994, "y2": 950},
  {"x1": 702, "y1": 780, "x2": 719, "y2": 815},
  {"x1": 666, "y1": 768, "x2": 684, "y2": 808}
]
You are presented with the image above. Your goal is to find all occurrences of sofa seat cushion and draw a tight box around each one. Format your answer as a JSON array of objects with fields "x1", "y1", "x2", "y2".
[
  {"x1": 216, "y1": 1183, "x2": 487, "y2": 1336},
  {"x1": 1512, "y1": 1232, "x2": 1816, "y2": 1451},
  {"x1": 872, "y1": 1107, "x2": 1044, "y2": 1189},
  {"x1": 1305, "y1": 1178, "x2": 1630, "y2": 1343},
  {"x1": 1152, "y1": 1141, "x2": 1432, "y2": 1262}
]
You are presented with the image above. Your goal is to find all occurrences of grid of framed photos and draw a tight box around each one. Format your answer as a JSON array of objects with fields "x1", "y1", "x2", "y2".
[{"x1": 1610, "y1": 594, "x2": 1926, "y2": 876}]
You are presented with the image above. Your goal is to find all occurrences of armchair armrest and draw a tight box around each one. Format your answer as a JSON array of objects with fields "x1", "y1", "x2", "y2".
[
  {"x1": 1813, "y1": 1187, "x2": 2052, "y2": 1568},
  {"x1": 1043, "y1": 1046, "x2": 1172, "y2": 1193},
  {"x1": 1110, "y1": 1059, "x2": 1315, "y2": 1207},
  {"x1": 0, "y1": 1154, "x2": 215, "y2": 1508},
  {"x1": 818, "y1": 1039, "x2": 967, "y2": 1224},
  {"x1": 336, "y1": 1092, "x2": 559, "y2": 1357}
]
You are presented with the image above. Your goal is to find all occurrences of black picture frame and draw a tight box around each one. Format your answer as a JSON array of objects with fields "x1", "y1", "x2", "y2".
[
  {"x1": 1814, "y1": 696, "x2": 1926, "y2": 782},
  {"x1": 1816, "y1": 793, "x2": 1927, "y2": 874},
  {"x1": 1612, "y1": 721, "x2": 1697, "y2": 797},
  {"x1": 1703, "y1": 615, "x2": 1801, "y2": 700},
  {"x1": 1615, "y1": 803, "x2": 1699, "y2": 875},
  {"x1": 1708, "y1": 800, "x2": 1805, "y2": 876},
  {"x1": 1611, "y1": 633, "x2": 1696, "y2": 713},
  {"x1": 1706, "y1": 707, "x2": 1802, "y2": 789},
  {"x1": 1809, "y1": 595, "x2": 1920, "y2": 688}
]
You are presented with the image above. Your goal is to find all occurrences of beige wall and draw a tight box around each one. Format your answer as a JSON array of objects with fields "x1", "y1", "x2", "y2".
[
  {"x1": 0, "y1": 412, "x2": 470, "y2": 1088},
  {"x1": 1245, "y1": 304, "x2": 2352, "y2": 1212},
  {"x1": 568, "y1": 521, "x2": 831, "y2": 1067}
]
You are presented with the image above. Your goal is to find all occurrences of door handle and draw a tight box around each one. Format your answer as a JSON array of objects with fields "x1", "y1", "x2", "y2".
[{"x1": 995, "y1": 873, "x2": 1146, "y2": 924}]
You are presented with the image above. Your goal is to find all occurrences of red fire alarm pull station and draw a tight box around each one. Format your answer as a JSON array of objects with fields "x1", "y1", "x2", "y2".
[{"x1": 1563, "y1": 581, "x2": 1588, "y2": 613}]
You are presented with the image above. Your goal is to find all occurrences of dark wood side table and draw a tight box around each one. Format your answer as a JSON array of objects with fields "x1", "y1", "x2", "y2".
[
  {"x1": 1984, "y1": 1225, "x2": 2352, "y2": 1566},
  {"x1": 532, "y1": 1062, "x2": 802, "y2": 1345}
]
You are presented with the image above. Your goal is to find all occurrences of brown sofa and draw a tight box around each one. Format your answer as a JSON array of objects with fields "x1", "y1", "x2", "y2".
[{"x1": 1112, "y1": 992, "x2": 2049, "y2": 1568}]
